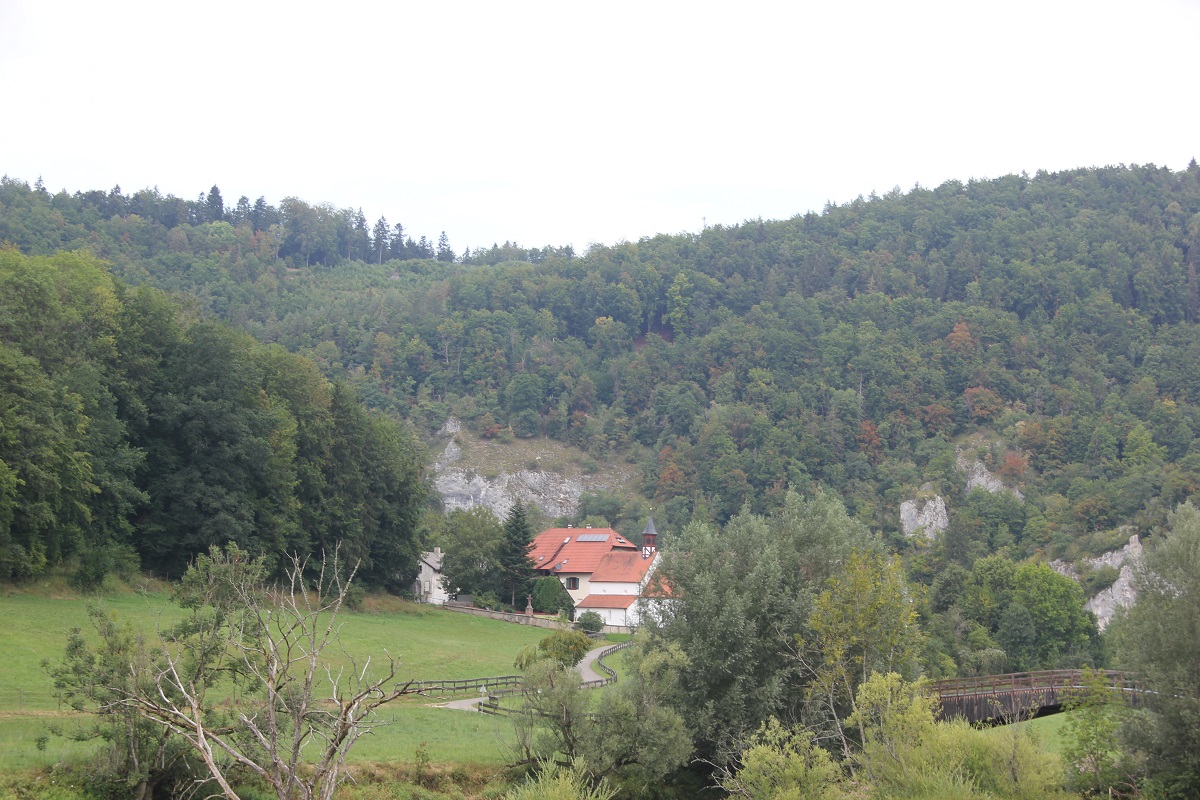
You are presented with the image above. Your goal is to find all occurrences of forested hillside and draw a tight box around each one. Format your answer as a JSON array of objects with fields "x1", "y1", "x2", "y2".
[
  {"x1": 2, "y1": 163, "x2": 1199, "y2": 582},
  {"x1": 5, "y1": 164, "x2": 1200, "y2": 797}
]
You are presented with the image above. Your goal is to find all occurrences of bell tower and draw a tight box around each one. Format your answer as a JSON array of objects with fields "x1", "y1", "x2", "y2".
[{"x1": 641, "y1": 514, "x2": 658, "y2": 559}]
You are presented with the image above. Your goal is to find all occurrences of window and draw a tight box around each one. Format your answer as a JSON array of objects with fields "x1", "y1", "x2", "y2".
[{"x1": 565, "y1": 577, "x2": 579, "y2": 590}]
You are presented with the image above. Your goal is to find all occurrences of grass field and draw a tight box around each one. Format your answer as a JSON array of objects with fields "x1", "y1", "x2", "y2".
[
  {"x1": 1005, "y1": 711, "x2": 1072, "y2": 754},
  {"x1": 0, "y1": 586, "x2": 554, "y2": 772}
]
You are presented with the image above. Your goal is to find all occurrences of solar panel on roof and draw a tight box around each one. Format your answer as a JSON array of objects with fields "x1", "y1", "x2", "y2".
[{"x1": 575, "y1": 533, "x2": 608, "y2": 542}]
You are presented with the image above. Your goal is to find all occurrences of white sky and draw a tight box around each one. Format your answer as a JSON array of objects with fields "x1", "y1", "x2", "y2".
[{"x1": 2, "y1": 0, "x2": 1198, "y2": 253}]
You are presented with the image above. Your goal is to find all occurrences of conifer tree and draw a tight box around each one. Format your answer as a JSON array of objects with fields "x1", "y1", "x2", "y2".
[
  {"x1": 372, "y1": 216, "x2": 389, "y2": 263},
  {"x1": 205, "y1": 185, "x2": 224, "y2": 223},
  {"x1": 499, "y1": 501, "x2": 536, "y2": 608}
]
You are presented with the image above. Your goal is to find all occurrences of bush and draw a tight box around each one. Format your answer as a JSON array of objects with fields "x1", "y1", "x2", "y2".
[
  {"x1": 505, "y1": 760, "x2": 615, "y2": 800},
  {"x1": 532, "y1": 576, "x2": 574, "y2": 615},
  {"x1": 576, "y1": 611, "x2": 604, "y2": 634},
  {"x1": 1080, "y1": 564, "x2": 1120, "y2": 597},
  {"x1": 70, "y1": 543, "x2": 142, "y2": 591}
]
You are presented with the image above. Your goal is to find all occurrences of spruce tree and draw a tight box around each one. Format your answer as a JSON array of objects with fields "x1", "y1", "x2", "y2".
[
  {"x1": 205, "y1": 185, "x2": 224, "y2": 223},
  {"x1": 372, "y1": 216, "x2": 389, "y2": 263},
  {"x1": 499, "y1": 501, "x2": 536, "y2": 609}
]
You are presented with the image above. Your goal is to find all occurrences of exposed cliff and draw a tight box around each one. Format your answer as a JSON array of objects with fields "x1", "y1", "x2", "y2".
[
  {"x1": 432, "y1": 418, "x2": 637, "y2": 519},
  {"x1": 956, "y1": 451, "x2": 1024, "y2": 500},
  {"x1": 900, "y1": 488, "x2": 949, "y2": 539},
  {"x1": 1051, "y1": 533, "x2": 1142, "y2": 630}
]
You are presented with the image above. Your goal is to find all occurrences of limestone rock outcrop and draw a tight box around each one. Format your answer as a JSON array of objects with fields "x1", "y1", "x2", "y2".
[
  {"x1": 1051, "y1": 532, "x2": 1142, "y2": 630},
  {"x1": 431, "y1": 418, "x2": 628, "y2": 519},
  {"x1": 900, "y1": 492, "x2": 949, "y2": 539},
  {"x1": 955, "y1": 451, "x2": 1024, "y2": 500}
]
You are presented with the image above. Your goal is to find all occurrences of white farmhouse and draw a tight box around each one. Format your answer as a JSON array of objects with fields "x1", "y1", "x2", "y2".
[{"x1": 413, "y1": 547, "x2": 450, "y2": 604}]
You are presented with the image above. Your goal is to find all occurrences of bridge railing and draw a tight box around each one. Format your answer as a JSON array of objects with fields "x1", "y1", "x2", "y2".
[{"x1": 932, "y1": 669, "x2": 1140, "y2": 698}]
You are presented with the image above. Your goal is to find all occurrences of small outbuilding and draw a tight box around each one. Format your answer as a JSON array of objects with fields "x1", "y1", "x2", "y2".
[{"x1": 413, "y1": 546, "x2": 450, "y2": 604}]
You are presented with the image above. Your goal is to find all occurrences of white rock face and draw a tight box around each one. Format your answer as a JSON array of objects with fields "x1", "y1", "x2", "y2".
[
  {"x1": 900, "y1": 495, "x2": 949, "y2": 539},
  {"x1": 955, "y1": 451, "x2": 1024, "y2": 500},
  {"x1": 1051, "y1": 533, "x2": 1142, "y2": 631},
  {"x1": 435, "y1": 468, "x2": 597, "y2": 519},
  {"x1": 431, "y1": 417, "x2": 624, "y2": 519},
  {"x1": 434, "y1": 438, "x2": 462, "y2": 471}
]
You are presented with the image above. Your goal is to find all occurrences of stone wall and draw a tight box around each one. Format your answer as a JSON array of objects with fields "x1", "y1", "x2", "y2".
[{"x1": 440, "y1": 603, "x2": 633, "y2": 634}]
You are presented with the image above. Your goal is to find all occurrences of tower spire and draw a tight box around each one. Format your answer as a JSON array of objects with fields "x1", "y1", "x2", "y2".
[{"x1": 642, "y1": 514, "x2": 658, "y2": 558}]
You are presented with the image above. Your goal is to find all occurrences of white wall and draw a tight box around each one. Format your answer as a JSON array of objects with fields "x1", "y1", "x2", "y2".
[
  {"x1": 556, "y1": 573, "x2": 592, "y2": 605},
  {"x1": 415, "y1": 560, "x2": 450, "y2": 604},
  {"x1": 586, "y1": 579, "x2": 641, "y2": 595}
]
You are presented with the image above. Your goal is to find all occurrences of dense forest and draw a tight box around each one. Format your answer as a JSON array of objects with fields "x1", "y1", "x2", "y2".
[
  {"x1": 0, "y1": 247, "x2": 424, "y2": 589},
  {"x1": 5, "y1": 164, "x2": 1200, "y2": 662}
]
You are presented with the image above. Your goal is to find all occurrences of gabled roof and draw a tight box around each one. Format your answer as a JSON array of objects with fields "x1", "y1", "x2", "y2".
[
  {"x1": 577, "y1": 594, "x2": 638, "y2": 609},
  {"x1": 590, "y1": 550, "x2": 658, "y2": 584},
  {"x1": 528, "y1": 527, "x2": 638, "y2": 574},
  {"x1": 642, "y1": 569, "x2": 674, "y2": 599}
]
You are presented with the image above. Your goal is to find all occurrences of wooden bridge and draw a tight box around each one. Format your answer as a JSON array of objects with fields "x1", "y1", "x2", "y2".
[{"x1": 930, "y1": 670, "x2": 1142, "y2": 724}]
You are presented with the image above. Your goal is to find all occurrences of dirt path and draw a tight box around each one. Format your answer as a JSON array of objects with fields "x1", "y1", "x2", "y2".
[
  {"x1": 438, "y1": 642, "x2": 612, "y2": 712},
  {"x1": 576, "y1": 641, "x2": 609, "y2": 682}
]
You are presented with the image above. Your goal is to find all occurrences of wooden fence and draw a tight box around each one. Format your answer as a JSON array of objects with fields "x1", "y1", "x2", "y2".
[
  {"x1": 405, "y1": 675, "x2": 524, "y2": 696},
  {"x1": 479, "y1": 640, "x2": 633, "y2": 716},
  {"x1": 439, "y1": 603, "x2": 634, "y2": 634}
]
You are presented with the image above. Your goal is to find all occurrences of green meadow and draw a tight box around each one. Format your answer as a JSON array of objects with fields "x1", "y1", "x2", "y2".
[
  {"x1": 1004, "y1": 711, "x2": 1071, "y2": 755},
  {"x1": 0, "y1": 587, "x2": 552, "y2": 771}
]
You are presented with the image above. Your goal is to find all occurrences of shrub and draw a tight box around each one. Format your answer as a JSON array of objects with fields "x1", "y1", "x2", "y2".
[
  {"x1": 576, "y1": 611, "x2": 604, "y2": 634},
  {"x1": 532, "y1": 576, "x2": 574, "y2": 615},
  {"x1": 1080, "y1": 564, "x2": 1120, "y2": 597}
]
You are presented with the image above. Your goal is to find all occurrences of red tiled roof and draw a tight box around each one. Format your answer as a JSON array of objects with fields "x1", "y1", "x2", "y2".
[
  {"x1": 590, "y1": 550, "x2": 658, "y2": 584},
  {"x1": 528, "y1": 527, "x2": 637, "y2": 575},
  {"x1": 642, "y1": 570, "x2": 674, "y2": 599},
  {"x1": 576, "y1": 594, "x2": 638, "y2": 609}
]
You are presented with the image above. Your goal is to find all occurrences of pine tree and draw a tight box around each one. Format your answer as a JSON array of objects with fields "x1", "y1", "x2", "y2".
[
  {"x1": 390, "y1": 223, "x2": 406, "y2": 260},
  {"x1": 250, "y1": 197, "x2": 270, "y2": 231}
]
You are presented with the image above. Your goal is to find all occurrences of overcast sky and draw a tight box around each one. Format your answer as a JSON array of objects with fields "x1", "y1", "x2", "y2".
[{"x1": 2, "y1": 0, "x2": 1198, "y2": 253}]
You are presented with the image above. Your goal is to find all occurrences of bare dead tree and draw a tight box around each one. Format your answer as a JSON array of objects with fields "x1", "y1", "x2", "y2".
[{"x1": 112, "y1": 545, "x2": 418, "y2": 800}]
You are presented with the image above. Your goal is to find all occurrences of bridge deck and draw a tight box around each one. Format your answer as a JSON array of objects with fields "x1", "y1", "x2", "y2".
[{"x1": 931, "y1": 669, "x2": 1140, "y2": 724}]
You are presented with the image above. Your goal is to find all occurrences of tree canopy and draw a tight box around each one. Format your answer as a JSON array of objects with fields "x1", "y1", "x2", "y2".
[{"x1": 0, "y1": 247, "x2": 424, "y2": 588}]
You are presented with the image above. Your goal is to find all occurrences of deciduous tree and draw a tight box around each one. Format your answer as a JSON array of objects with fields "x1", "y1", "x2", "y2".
[
  {"x1": 1111, "y1": 500, "x2": 1200, "y2": 797},
  {"x1": 650, "y1": 491, "x2": 873, "y2": 763},
  {"x1": 83, "y1": 545, "x2": 418, "y2": 800},
  {"x1": 803, "y1": 550, "x2": 924, "y2": 757}
]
